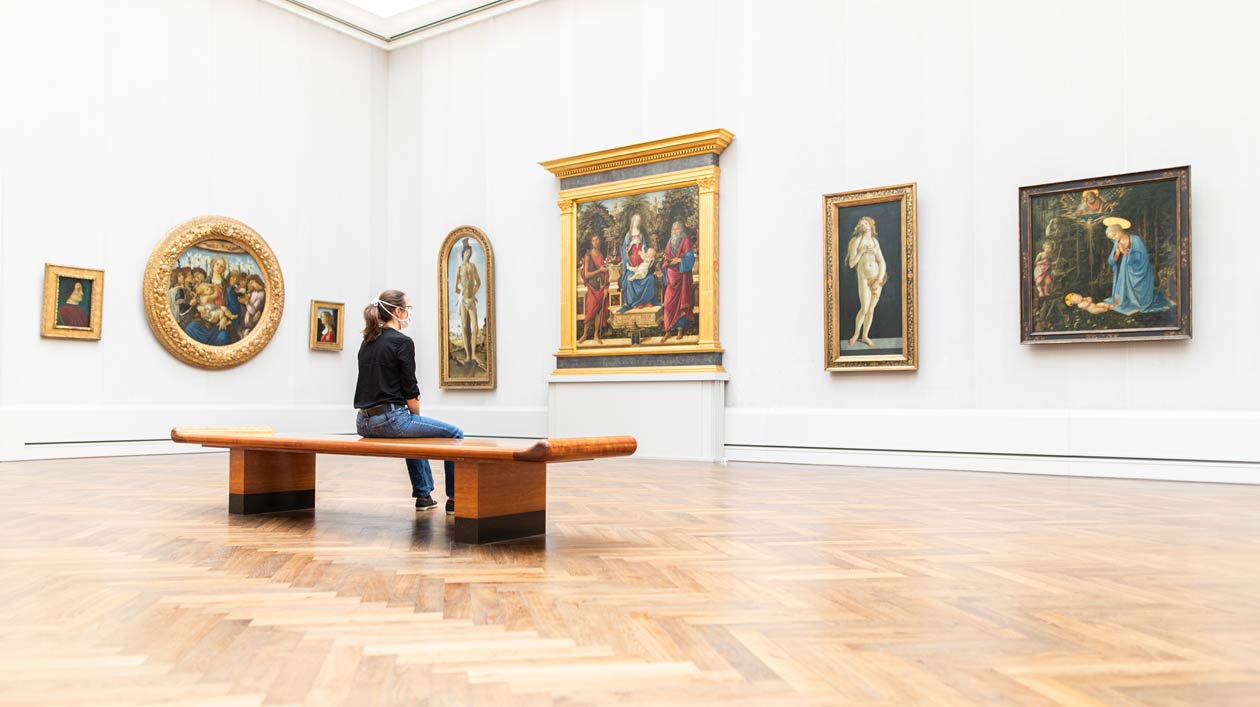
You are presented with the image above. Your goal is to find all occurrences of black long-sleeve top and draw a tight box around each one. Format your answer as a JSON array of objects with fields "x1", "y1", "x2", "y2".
[{"x1": 353, "y1": 328, "x2": 420, "y2": 409}]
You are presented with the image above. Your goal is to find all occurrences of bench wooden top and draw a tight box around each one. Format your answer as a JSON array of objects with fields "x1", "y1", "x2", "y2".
[{"x1": 170, "y1": 427, "x2": 637, "y2": 464}]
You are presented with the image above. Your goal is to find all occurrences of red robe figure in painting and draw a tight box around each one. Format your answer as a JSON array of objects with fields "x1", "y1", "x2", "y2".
[
  {"x1": 57, "y1": 281, "x2": 90, "y2": 328},
  {"x1": 577, "y1": 234, "x2": 610, "y2": 345},
  {"x1": 659, "y1": 222, "x2": 696, "y2": 343}
]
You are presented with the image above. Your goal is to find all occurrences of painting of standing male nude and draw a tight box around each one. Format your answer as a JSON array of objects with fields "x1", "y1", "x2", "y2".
[
  {"x1": 575, "y1": 185, "x2": 700, "y2": 347},
  {"x1": 1019, "y1": 167, "x2": 1191, "y2": 344}
]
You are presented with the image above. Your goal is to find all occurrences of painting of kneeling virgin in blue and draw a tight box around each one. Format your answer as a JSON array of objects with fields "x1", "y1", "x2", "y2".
[
  {"x1": 165, "y1": 240, "x2": 268, "y2": 347},
  {"x1": 1019, "y1": 167, "x2": 1192, "y2": 344}
]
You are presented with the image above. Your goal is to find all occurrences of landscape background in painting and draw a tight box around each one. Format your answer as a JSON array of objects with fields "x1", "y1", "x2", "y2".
[
  {"x1": 169, "y1": 241, "x2": 267, "y2": 347},
  {"x1": 1028, "y1": 179, "x2": 1180, "y2": 333},
  {"x1": 446, "y1": 237, "x2": 489, "y2": 380},
  {"x1": 55, "y1": 276, "x2": 93, "y2": 327},
  {"x1": 836, "y1": 200, "x2": 903, "y2": 357},
  {"x1": 575, "y1": 185, "x2": 699, "y2": 345}
]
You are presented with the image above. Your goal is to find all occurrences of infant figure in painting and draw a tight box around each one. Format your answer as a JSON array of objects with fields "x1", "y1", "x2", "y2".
[
  {"x1": 195, "y1": 283, "x2": 237, "y2": 331},
  {"x1": 1034, "y1": 241, "x2": 1056, "y2": 297},
  {"x1": 627, "y1": 233, "x2": 659, "y2": 282},
  {"x1": 1065, "y1": 292, "x2": 1115, "y2": 314}
]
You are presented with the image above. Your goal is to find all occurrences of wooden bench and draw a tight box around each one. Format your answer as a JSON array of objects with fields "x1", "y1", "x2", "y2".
[{"x1": 170, "y1": 427, "x2": 637, "y2": 544}]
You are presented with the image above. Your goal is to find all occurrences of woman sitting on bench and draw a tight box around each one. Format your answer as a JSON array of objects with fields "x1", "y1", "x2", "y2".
[{"x1": 354, "y1": 289, "x2": 463, "y2": 513}]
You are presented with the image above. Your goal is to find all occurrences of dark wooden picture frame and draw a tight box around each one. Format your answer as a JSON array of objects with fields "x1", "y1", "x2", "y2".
[{"x1": 1019, "y1": 167, "x2": 1191, "y2": 344}]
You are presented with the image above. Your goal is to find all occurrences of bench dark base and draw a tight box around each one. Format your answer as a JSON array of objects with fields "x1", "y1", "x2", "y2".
[
  {"x1": 454, "y1": 460, "x2": 547, "y2": 544},
  {"x1": 454, "y1": 510, "x2": 546, "y2": 544},
  {"x1": 229, "y1": 490, "x2": 316, "y2": 515}
]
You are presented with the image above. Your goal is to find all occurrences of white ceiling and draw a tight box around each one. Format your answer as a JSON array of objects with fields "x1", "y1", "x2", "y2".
[{"x1": 267, "y1": 0, "x2": 528, "y2": 46}]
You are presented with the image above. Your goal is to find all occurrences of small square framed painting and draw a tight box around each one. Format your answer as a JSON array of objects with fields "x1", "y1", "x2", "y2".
[
  {"x1": 823, "y1": 183, "x2": 918, "y2": 371},
  {"x1": 41, "y1": 264, "x2": 104, "y2": 340},
  {"x1": 309, "y1": 300, "x2": 345, "y2": 351},
  {"x1": 1019, "y1": 166, "x2": 1191, "y2": 344}
]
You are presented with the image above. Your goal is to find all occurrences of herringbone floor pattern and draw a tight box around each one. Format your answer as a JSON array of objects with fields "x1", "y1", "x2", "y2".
[{"x1": 0, "y1": 453, "x2": 1258, "y2": 706}]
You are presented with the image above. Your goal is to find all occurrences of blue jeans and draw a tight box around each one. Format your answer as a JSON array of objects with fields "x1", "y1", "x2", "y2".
[{"x1": 355, "y1": 408, "x2": 464, "y2": 499}]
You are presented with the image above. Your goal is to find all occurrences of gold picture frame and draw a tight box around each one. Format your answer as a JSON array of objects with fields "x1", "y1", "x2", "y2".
[
  {"x1": 542, "y1": 129, "x2": 733, "y2": 375},
  {"x1": 823, "y1": 183, "x2": 918, "y2": 371},
  {"x1": 309, "y1": 300, "x2": 345, "y2": 351},
  {"x1": 142, "y1": 215, "x2": 285, "y2": 369},
  {"x1": 437, "y1": 225, "x2": 495, "y2": 389},
  {"x1": 41, "y1": 264, "x2": 104, "y2": 340}
]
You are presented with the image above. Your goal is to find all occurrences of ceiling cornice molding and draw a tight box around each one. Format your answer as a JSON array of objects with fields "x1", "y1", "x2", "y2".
[{"x1": 262, "y1": 0, "x2": 544, "y2": 50}]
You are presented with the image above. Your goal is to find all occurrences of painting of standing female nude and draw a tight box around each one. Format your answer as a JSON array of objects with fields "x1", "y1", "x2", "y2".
[
  {"x1": 1019, "y1": 167, "x2": 1191, "y2": 344},
  {"x1": 823, "y1": 183, "x2": 918, "y2": 371},
  {"x1": 575, "y1": 186, "x2": 700, "y2": 347}
]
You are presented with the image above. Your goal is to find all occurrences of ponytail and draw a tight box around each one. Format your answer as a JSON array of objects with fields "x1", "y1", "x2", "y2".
[{"x1": 362, "y1": 289, "x2": 406, "y2": 343}]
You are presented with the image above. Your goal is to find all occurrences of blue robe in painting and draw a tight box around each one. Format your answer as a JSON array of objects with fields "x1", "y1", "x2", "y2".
[
  {"x1": 1104, "y1": 234, "x2": 1172, "y2": 315},
  {"x1": 185, "y1": 319, "x2": 232, "y2": 346},
  {"x1": 618, "y1": 232, "x2": 659, "y2": 312}
]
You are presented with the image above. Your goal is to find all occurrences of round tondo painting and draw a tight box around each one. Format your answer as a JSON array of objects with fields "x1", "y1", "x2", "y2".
[
  {"x1": 144, "y1": 215, "x2": 285, "y2": 369},
  {"x1": 167, "y1": 240, "x2": 267, "y2": 346}
]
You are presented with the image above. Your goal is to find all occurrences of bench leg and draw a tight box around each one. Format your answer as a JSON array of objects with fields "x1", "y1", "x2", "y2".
[
  {"x1": 228, "y1": 449, "x2": 316, "y2": 515},
  {"x1": 453, "y1": 461, "x2": 546, "y2": 543}
]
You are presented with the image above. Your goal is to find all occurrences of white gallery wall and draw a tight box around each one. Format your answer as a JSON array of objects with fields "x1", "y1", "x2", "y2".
[
  {"x1": 386, "y1": 0, "x2": 1260, "y2": 480},
  {"x1": 0, "y1": 0, "x2": 388, "y2": 459},
  {"x1": 4, "y1": 0, "x2": 1257, "y2": 480}
]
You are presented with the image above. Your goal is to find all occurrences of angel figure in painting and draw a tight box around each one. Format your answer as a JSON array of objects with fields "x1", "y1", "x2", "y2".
[{"x1": 846, "y1": 216, "x2": 887, "y2": 347}]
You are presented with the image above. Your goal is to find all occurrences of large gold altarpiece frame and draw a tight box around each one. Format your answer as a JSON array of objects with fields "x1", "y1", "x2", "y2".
[{"x1": 541, "y1": 129, "x2": 733, "y2": 376}]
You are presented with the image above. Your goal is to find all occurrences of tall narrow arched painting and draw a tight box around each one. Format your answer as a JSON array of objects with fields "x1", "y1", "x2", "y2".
[
  {"x1": 1019, "y1": 167, "x2": 1191, "y2": 344},
  {"x1": 143, "y1": 215, "x2": 285, "y2": 368},
  {"x1": 437, "y1": 225, "x2": 496, "y2": 389}
]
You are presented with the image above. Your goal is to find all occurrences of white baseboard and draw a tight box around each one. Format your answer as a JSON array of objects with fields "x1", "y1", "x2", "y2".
[
  {"x1": 726, "y1": 407, "x2": 1260, "y2": 465},
  {"x1": 723, "y1": 445, "x2": 1260, "y2": 484}
]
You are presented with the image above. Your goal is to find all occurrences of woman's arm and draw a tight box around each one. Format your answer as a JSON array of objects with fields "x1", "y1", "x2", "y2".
[
  {"x1": 874, "y1": 242, "x2": 887, "y2": 285},
  {"x1": 406, "y1": 398, "x2": 420, "y2": 415},
  {"x1": 845, "y1": 237, "x2": 860, "y2": 268},
  {"x1": 396, "y1": 336, "x2": 421, "y2": 406}
]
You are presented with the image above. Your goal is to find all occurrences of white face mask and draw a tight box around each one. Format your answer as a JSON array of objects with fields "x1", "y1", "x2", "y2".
[{"x1": 393, "y1": 306, "x2": 411, "y2": 329}]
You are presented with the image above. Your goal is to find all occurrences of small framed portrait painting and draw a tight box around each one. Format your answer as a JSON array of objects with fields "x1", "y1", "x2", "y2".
[
  {"x1": 823, "y1": 183, "x2": 918, "y2": 371},
  {"x1": 309, "y1": 300, "x2": 345, "y2": 351},
  {"x1": 41, "y1": 264, "x2": 104, "y2": 340}
]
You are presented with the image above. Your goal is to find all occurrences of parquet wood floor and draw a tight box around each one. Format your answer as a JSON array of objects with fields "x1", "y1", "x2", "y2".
[{"x1": 1, "y1": 453, "x2": 1258, "y2": 706}]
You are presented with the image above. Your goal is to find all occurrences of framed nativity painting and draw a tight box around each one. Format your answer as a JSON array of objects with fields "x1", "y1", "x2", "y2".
[
  {"x1": 1019, "y1": 167, "x2": 1191, "y2": 344},
  {"x1": 437, "y1": 225, "x2": 495, "y2": 389},
  {"x1": 143, "y1": 215, "x2": 285, "y2": 368},
  {"x1": 41, "y1": 264, "x2": 104, "y2": 340},
  {"x1": 542, "y1": 129, "x2": 732, "y2": 375},
  {"x1": 823, "y1": 183, "x2": 918, "y2": 371}
]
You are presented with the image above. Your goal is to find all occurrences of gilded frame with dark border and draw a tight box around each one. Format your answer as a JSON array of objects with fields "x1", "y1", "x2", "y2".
[{"x1": 823, "y1": 183, "x2": 918, "y2": 371}]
